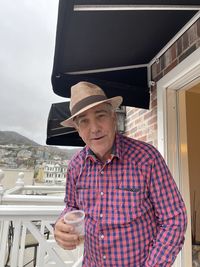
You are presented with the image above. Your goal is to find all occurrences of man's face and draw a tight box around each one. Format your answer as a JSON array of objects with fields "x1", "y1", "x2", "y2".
[{"x1": 74, "y1": 103, "x2": 117, "y2": 161}]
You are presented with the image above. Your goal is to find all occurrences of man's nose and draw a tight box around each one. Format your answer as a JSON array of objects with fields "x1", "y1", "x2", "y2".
[{"x1": 90, "y1": 118, "x2": 100, "y2": 133}]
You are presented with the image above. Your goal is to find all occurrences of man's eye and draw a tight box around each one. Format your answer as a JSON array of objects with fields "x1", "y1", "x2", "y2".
[
  {"x1": 97, "y1": 113, "x2": 106, "y2": 118},
  {"x1": 79, "y1": 119, "x2": 88, "y2": 126}
]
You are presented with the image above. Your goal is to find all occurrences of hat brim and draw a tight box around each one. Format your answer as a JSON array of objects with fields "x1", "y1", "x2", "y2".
[{"x1": 60, "y1": 96, "x2": 123, "y2": 128}]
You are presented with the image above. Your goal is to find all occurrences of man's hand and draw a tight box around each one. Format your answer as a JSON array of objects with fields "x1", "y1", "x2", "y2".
[{"x1": 54, "y1": 217, "x2": 80, "y2": 250}]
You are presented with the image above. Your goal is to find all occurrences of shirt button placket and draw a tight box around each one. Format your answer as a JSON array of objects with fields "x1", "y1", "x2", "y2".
[
  {"x1": 99, "y1": 168, "x2": 106, "y2": 264},
  {"x1": 101, "y1": 234, "x2": 104, "y2": 239},
  {"x1": 99, "y1": 169, "x2": 104, "y2": 220},
  {"x1": 99, "y1": 192, "x2": 103, "y2": 219}
]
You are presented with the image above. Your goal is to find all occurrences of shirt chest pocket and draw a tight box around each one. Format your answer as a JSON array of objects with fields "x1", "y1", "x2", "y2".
[{"x1": 106, "y1": 186, "x2": 151, "y2": 224}]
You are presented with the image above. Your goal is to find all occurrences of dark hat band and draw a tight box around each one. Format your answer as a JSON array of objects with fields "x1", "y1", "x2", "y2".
[{"x1": 71, "y1": 95, "x2": 107, "y2": 116}]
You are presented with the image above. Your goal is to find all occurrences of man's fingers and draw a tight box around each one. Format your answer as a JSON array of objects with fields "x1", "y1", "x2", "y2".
[
  {"x1": 56, "y1": 235, "x2": 78, "y2": 250},
  {"x1": 56, "y1": 218, "x2": 74, "y2": 233},
  {"x1": 54, "y1": 218, "x2": 79, "y2": 250},
  {"x1": 56, "y1": 232, "x2": 78, "y2": 244}
]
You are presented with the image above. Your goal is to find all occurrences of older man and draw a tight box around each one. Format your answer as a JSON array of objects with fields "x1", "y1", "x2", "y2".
[{"x1": 54, "y1": 81, "x2": 187, "y2": 267}]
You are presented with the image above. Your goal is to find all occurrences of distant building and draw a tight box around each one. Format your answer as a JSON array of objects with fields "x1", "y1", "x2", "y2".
[{"x1": 35, "y1": 161, "x2": 68, "y2": 185}]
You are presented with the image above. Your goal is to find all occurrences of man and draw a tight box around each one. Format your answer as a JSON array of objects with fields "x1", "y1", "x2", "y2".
[{"x1": 54, "y1": 81, "x2": 187, "y2": 267}]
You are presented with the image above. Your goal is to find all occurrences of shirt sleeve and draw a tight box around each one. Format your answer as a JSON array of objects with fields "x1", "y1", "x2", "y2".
[
  {"x1": 145, "y1": 150, "x2": 187, "y2": 267},
  {"x1": 59, "y1": 162, "x2": 79, "y2": 219}
]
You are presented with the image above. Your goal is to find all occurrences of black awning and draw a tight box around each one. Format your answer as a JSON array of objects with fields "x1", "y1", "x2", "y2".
[
  {"x1": 52, "y1": 68, "x2": 149, "y2": 109},
  {"x1": 51, "y1": 0, "x2": 199, "y2": 108},
  {"x1": 48, "y1": 0, "x2": 199, "y2": 146},
  {"x1": 46, "y1": 102, "x2": 85, "y2": 147}
]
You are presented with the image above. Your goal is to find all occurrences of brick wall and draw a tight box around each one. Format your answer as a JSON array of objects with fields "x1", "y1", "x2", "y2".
[
  {"x1": 125, "y1": 18, "x2": 200, "y2": 148},
  {"x1": 151, "y1": 18, "x2": 200, "y2": 82},
  {"x1": 125, "y1": 85, "x2": 157, "y2": 147}
]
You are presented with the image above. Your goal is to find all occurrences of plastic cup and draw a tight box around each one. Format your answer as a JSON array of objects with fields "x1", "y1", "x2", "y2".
[{"x1": 64, "y1": 210, "x2": 85, "y2": 238}]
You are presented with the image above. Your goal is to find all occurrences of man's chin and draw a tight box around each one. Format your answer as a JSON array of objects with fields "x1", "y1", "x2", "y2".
[{"x1": 90, "y1": 138, "x2": 105, "y2": 146}]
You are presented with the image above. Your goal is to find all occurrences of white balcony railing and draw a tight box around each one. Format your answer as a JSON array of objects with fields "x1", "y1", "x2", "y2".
[{"x1": 0, "y1": 170, "x2": 83, "y2": 267}]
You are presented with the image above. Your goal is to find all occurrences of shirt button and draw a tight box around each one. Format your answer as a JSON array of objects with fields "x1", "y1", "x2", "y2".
[
  {"x1": 100, "y1": 191, "x2": 104, "y2": 196},
  {"x1": 100, "y1": 213, "x2": 103, "y2": 218},
  {"x1": 100, "y1": 171, "x2": 104, "y2": 175},
  {"x1": 103, "y1": 255, "x2": 106, "y2": 260},
  {"x1": 100, "y1": 235, "x2": 104, "y2": 239}
]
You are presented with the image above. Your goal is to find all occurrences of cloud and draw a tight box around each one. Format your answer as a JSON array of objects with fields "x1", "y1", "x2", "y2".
[{"x1": 0, "y1": 0, "x2": 67, "y2": 145}]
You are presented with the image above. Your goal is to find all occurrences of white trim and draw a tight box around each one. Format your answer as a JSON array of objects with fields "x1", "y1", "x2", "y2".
[
  {"x1": 157, "y1": 47, "x2": 200, "y2": 157},
  {"x1": 157, "y1": 46, "x2": 200, "y2": 89},
  {"x1": 74, "y1": 5, "x2": 200, "y2": 11},
  {"x1": 157, "y1": 84, "x2": 167, "y2": 158}
]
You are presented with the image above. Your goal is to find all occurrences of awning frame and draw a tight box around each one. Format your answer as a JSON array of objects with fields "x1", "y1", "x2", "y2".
[
  {"x1": 74, "y1": 5, "x2": 200, "y2": 11},
  {"x1": 69, "y1": 5, "x2": 200, "y2": 88}
]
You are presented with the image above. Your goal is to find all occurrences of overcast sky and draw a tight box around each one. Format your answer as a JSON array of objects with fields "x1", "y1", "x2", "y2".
[{"x1": 0, "y1": 0, "x2": 68, "y2": 145}]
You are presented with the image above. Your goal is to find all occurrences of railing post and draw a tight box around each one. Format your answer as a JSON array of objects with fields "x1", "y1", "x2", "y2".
[
  {"x1": 16, "y1": 172, "x2": 25, "y2": 187},
  {"x1": 0, "y1": 169, "x2": 5, "y2": 203},
  {"x1": 0, "y1": 220, "x2": 10, "y2": 267},
  {"x1": 10, "y1": 219, "x2": 22, "y2": 267}
]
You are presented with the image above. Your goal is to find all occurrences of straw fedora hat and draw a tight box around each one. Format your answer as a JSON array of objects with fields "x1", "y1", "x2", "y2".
[{"x1": 61, "y1": 81, "x2": 123, "y2": 128}]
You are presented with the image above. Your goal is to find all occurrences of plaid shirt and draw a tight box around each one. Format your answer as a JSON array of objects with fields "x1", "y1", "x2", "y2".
[{"x1": 62, "y1": 134, "x2": 187, "y2": 267}]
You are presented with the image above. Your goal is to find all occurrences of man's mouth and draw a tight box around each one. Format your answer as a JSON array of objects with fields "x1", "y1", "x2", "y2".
[{"x1": 92, "y1": 136, "x2": 105, "y2": 141}]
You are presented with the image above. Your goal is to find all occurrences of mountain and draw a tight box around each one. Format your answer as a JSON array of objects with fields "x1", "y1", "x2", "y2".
[
  {"x1": 0, "y1": 131, "x2": 39, "y2": 146},
  {"x1": 0, "y1": 131, "x2": 81, "y2": 159}
]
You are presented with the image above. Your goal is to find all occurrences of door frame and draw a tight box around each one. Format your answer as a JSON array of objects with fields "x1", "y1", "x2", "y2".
[{"x1": 156, "y1": 46, "x2": 200, "y2": 267}]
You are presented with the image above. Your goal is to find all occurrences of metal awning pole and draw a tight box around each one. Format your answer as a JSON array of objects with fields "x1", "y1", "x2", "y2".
[
  {"x1": 74, "y1": 5, "x2": 200, "y2": 11},
  {"x1": 66, "y1": 64, "x2": 148, "y2": 75}
]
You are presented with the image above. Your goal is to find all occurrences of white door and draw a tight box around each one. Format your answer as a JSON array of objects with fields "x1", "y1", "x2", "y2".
[
  {"x1": 166, "y1": 82, "x2": 200, "y2": 267},
  {"x1": 157, "y1": 47, "x2": 200, "y2": 267}
]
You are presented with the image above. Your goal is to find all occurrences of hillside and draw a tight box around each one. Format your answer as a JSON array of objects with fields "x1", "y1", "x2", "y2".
[
  {"x1": 0, "y1": 131, "x2": 39, "y2": 146},
  {"x1": 0, "y1": 131, "x2": 81, "y2": 159}
]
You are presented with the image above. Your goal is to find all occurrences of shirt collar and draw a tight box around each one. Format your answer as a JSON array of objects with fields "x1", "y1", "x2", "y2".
[{"x1": 85, "y1": 133, "x2": 123, "y2": 163}]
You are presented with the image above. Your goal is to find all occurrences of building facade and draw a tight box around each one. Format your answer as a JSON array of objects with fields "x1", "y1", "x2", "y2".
[
  {"x1": 125, "y1": 18, "x2": 200, "y2": 266},
  {"x1": 42, "y1": 161, "x2": 68, "y2": 185}
]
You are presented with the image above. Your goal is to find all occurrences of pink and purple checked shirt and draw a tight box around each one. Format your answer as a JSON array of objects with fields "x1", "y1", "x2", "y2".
[{"x1": 62, "y1": 133, "x2": 187, "y2": 267}]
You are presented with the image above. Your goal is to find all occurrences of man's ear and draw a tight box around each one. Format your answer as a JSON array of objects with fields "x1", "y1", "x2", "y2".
[
  {"x1": 113, "y1": 111, "x2": 117, "y2": 122},
  {"x1": 73, "y1": 123, "x2": 78, "y2": 132},
  {"x1": 74, "y1": 124, "x2": 81, "y2": 136},
  {"x1": 112, "y1": 112, "x2": 118, "y2": 132}
]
